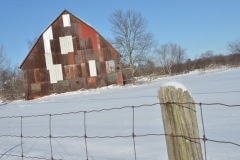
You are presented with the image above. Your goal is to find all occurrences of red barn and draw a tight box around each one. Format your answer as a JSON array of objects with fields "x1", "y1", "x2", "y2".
[{"x1": 19, "y1": 10, "x2": 122, "y2": 100}]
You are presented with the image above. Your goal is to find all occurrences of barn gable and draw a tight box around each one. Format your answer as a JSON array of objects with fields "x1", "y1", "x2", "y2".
[{"x1": 20, "y1": 10, "x2": 122, "y2": 100}]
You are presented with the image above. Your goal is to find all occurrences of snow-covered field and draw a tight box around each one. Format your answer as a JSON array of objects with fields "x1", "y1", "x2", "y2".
[{"x1": 0, "y1": 67, "x2": 240, "y2": 160}]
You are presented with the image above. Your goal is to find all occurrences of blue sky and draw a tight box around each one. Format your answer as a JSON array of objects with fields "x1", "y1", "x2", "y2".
[{"x1": 0, "y1": 0, "x2": 240, "y2": 65}]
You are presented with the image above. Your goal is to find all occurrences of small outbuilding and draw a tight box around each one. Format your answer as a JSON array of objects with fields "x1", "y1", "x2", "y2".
[{"x1": 19, "y1": 10, "x2": 123, "y2": 100}]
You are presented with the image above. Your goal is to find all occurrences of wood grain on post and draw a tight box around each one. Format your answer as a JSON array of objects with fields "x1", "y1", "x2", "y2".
[{"x1": 158, "y1": 86, "x2": 203, "y2": 160}]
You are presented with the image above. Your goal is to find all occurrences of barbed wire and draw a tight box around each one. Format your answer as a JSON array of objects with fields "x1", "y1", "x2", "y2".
[
  {"x1": 1, "y1": 102, "x2": 240, "y2": 119},
  {"x1": 0, "y1": 153, "x2": 63, "y2": 160},
  {"x1": 0, "y1": 102, "x2": 239, "y2": 160},
  {"x1": 0, "y1": 133, "x2": 239, "y2": 146}
]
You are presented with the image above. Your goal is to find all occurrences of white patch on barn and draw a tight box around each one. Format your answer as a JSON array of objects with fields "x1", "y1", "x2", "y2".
[
  {"x1": 62, "y1": 14, "x2": 71, "y2": 27},
  {"x1": 43, "y1": 26, "x2": 63, "y2": 84},
  {"x1": 49, "y1": 64, "x2": 63, "y2": 84},
  {"x1": 43, "y1": 26, "x2": 53, "y2": 53},
  {"x1": 59, "y1": 35, "x2": 74, "y2": 54},
  {"x1": 89, "y1": 60, "x2": 97, "y2": 77}
]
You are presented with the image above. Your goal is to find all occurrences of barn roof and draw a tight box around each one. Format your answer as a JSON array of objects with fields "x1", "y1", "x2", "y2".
[{"x1": 19, "y1": 9, "x2": 118, "y2": 68}]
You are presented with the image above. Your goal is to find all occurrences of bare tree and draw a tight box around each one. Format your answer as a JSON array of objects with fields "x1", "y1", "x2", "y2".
[
  {"x1": 155, "y1": 43, "x2": 187, "y2": 75},
  {"x1": 1, "y1": 65, "x2": 24, "y2": 101},
  {"x1": 0, "y1": 44, "x2": 11, "y2": 88},
  {"x1": 175, "y1": 44, "x2": 187, "y2": 74},
  {"x1": 0, "y1": 45, "x2": 24, "y2": 101},
  {"x1": 109, "y1": 9, "x2": 155, "y2": 85},
  {"x1": 200, "y1": 50, "x2": 214, "y2": 59},
  {"x1": 199, "y1": 50, "x2": 216, "y2": 73},
  {"x1": 155, "y1": 43, "x2": 173, "y2": 75},
  {"x1": 26, "y1": 37, "x2": 38, "y2": 50},
  {"x1": 228, "y1": 37, "x2": 240, "y2": 54}
]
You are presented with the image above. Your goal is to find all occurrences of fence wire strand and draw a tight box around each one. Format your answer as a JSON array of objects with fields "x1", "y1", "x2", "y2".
[{"x1": 0, "y1": 102, "x2": 240, "y2": 160}]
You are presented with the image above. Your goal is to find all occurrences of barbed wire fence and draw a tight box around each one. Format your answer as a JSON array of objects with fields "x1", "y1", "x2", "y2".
[{"x1": 0, "y1": 102, "x2": 240, "y2": 160}]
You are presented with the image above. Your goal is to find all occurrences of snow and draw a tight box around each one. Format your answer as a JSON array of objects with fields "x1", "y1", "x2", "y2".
[
  {"x1": 0, "y1": 67, "x2": 240, "y2": 160},
  {"x1": 161, "y1": 81, "x2": 188, "y2": 91}
]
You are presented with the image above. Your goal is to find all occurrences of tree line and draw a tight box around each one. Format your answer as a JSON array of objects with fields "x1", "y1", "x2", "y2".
[
  {"x1": 0, "y1": 45, "x2": 24, "y2": 101},
  {"x1": 1, "y1": 9, "x2": 240, "y2": 101},
  {"x1": 109, "y1": 9, "x2": 240, "y2": 84}
]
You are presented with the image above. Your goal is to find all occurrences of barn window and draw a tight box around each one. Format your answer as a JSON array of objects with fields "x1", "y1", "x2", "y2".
[
  {"x1": 105, "y1": 60, "x2": 115, "y2": 73},
  {"x1": 89, "y1": 60, "x2": 97, "y2": 77}
]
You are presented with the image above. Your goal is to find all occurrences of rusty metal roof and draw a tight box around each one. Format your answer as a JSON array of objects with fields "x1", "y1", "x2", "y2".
[{"x1": 19, "y1": 9, "x2": 119, "y2": 68}]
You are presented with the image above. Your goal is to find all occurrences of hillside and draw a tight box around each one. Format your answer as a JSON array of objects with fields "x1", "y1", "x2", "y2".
[{"x1": 0, "y1": 67, "x2": 240, "y2": 160}]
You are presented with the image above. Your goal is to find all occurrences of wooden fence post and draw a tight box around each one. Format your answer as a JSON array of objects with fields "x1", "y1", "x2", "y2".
[{"x1": 158, "y1": 84, "x2": 203, "y2": 160}]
